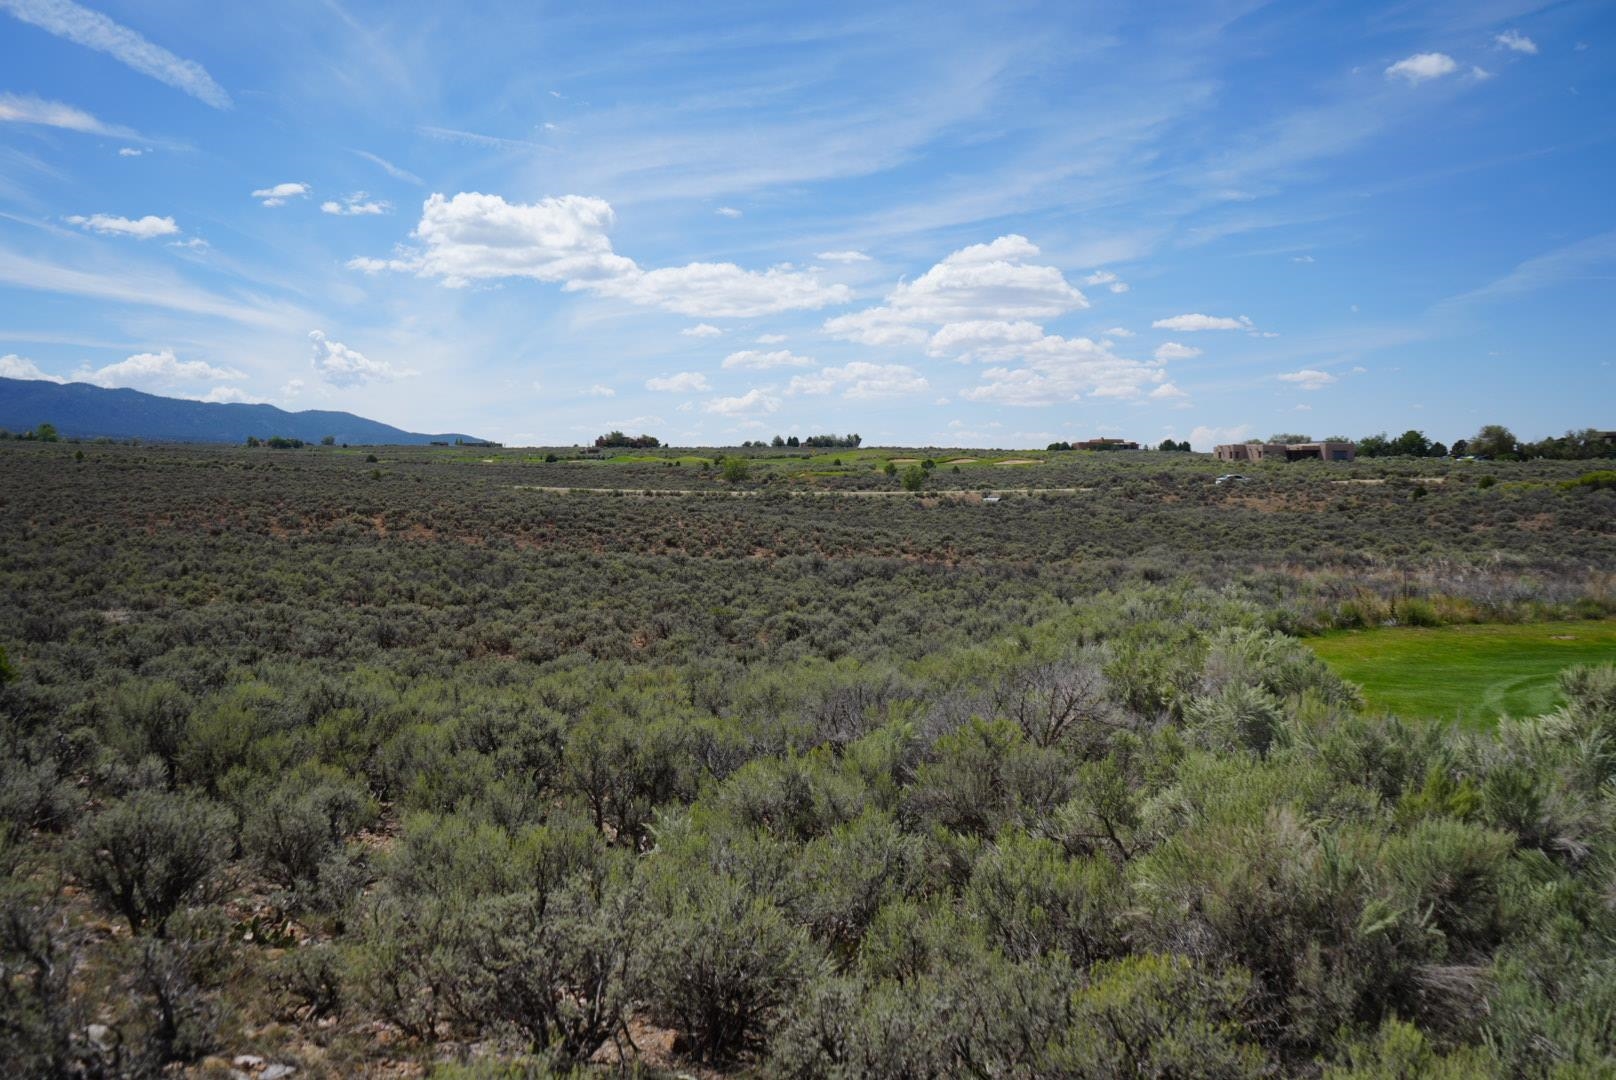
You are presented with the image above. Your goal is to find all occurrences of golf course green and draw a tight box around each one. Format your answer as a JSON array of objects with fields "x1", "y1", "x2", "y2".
[{"x1": 1307, "y1": 619, "x2": 1616, "y2": 727}]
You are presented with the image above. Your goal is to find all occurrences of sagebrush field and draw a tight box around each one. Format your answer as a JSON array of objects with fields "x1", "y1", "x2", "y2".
[{"x1": 2, "y1": 440, "x2": 1614, "y2": 1078}]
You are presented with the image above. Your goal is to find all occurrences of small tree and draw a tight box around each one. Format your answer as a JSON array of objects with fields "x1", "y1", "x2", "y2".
[
  {"x1": 1470, "y1": 424, "x2": 1518, "y2": 460},
  {"x1": 900, "y1": 465, "x2": 926, "y2": 492},
  {"x1": 721, "y1": 457, "x2": 750, "y2": 483},
  {"x1": 883, "y1": 461, "x2": 897, "y2": 477},
  {"x1": 1392, "y1": 429, "x2": 1433, "y2": 457},
  {"x1": 1357, "y1": 433, "x2": 1392, "y2": 457}
]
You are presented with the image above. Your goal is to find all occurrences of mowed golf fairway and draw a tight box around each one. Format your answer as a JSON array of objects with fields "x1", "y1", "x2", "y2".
[{"x1": 1307, "y1": 620, "x2": 1616, "y2": 727}]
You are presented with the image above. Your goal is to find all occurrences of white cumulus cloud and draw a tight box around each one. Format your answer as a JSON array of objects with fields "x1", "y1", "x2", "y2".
[
  {"x1": 816, "y1": 250, "x2": 870, "y2": 263},
  {"x1": 825, "y1": 235, "x2": 1087, "y2": 346},
  {"x1": 704, "y1": 388, "x2": 780, "y2": 416},
  {"x1": 1149, "y1": 382, "x2": 1188, "y2": 399},
  {"x1": 321, "y1": 192, "x2": 389, "y2": 216},
  {"x1": 1189, "y1": 424, "x2": 1252, "y2": 451},
  {"x1": 1277, "y1": 368, "x2": 1337, "y2": 390},
  {"x1": 1495, "y1": 30, "x2": 1537, "y2": 54},
  {"x1": 645, "y1": 371, "x2": 710, "y2": 392},
  {"x1": 0, "y1": 354, "x2": 67, "y2": 382},
  {"x1": 958, "y1": 335, "x2": 1168, "y2": 407},
  {"x1": 1154, "y1": 342, "x2": 1202, "y2": 361},
  {"x1": 927, "y1": 320, "x2": 1045, "y2": 360},
  {"x1": 681, "y1": 324, "x2": 723, "y2": 338},
  {"x1": 721, "y1": 349, "x2": 814, "y2": 371},
  {"x1": 75, "y1": 348, "x2": 243, "y2": 391},
  {"x1": 583, "y1": 383, "x2": 615, "y2": 397},
  {"x1": 1386, "y1": 52, "x2": 1459, "y2": 83},
  {"x1": 64, "y1": 213, "x2": 178, "y2": 239},
  {"x1": 820, "y1": 237, "x2": 1167, "y2": 404},
  {"x1": 308, "y1": 330, "x2": 406, "y2": 387},
  {"x1": 788, "y1": 362, "x2": 928, "y2": 400},
  {"x1": 1083, "y1": 269, "x2": 1130, "y2": 293},
  {"x1": 117, "y1": 146, "x2": 142, "y2": 157},
  {"x1": 715, "y1": 206, "x2": 742, "y2": 218},
  {"x1": 352, "y1": 191, "x2": 849, "y2": 318},
  {"x1": 1151, "y1": 313, "x2": 1254, "y2": 332},
  {"x1": 253, "y1": 182, "x2": 310, "y2": 207}
]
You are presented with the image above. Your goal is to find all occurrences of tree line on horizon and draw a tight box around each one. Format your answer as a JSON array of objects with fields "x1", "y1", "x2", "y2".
[{"x1": 1259, "y1": 425, "x2": 1613, "y2": 461}]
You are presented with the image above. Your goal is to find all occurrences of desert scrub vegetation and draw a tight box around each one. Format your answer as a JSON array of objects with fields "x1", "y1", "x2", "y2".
[{"x1": 0, "y1": 440, "x2": 1613, "y2": 1076}]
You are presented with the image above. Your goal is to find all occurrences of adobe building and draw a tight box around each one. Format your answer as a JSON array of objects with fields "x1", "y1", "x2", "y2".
[
  {"x1": 1214, "y1": 440, "x2": 1355, "y2": 463},
  {"x1": 1075, "y1": 437, "x2": 1140, "y2": 451}
]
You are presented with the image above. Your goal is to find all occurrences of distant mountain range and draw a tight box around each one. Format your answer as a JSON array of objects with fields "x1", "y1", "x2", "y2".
[{"x1": 0, "y1": 378, "x2": 485, "y2": 445}]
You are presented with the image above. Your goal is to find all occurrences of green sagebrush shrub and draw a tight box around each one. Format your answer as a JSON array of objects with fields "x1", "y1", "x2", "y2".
[
  {"x1": 70, "y1": 789, "x2": 232, "y2": 936},
  {"x1": 235, "y1": 764, "x2": 376, "y2": 906},
  {"x1": 645, "y1": 871, "x2": 824, "y2": 1065}
]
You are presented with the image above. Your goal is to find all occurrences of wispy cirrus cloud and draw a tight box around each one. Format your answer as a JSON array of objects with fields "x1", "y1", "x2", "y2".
[
  {"x1": 0, "y1": 246, "x2": 307, "y2": 329},
  {"x1": 0, "y1": 0, "x2": 231, "y2": 108},
  {"x1": 1152, "y1": 313, "x2": 1254, "y2": 332},
  {"x1": 1435, "y1": 229, "x2": 1616, "y2": 310},
  {"x1": 417, "y1": 125, "x2": 548, "y2": 152},
  {"x1": 0, "y1": 92, "x2": 139, "y2": 138},
  {"x1": 352, "y1": 149, "x2": 422, "y2": 185},
  {"x1": 645, "y1": 371, "x2": 710, "y2": 392}
]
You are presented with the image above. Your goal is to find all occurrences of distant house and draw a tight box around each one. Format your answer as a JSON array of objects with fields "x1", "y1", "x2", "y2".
[
  {"x1": 1074, "y1": 438, "x2": 1140, "y2": 451},
  {"x1": 1215, "y1": 440, "x2": 1355, "y2": 463}
]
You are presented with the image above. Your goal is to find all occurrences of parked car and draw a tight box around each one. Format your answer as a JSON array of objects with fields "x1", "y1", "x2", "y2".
[{"x1": 1214, "y1": 474, "x2": 1248, "y2": 484}]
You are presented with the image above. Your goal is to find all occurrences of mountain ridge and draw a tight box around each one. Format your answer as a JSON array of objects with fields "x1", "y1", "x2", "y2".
[{"x1": 0, "y1": 377, "x2": 485, "y2": 445}]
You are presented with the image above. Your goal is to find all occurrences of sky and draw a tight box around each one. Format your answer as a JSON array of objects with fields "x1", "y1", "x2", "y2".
[{"x1": 0, "y1": 0, "x2": 1611, "y2": 449}]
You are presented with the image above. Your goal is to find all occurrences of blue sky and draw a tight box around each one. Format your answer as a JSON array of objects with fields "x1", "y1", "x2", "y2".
[{"x1": 0, "y1": 0, "x2": 1610, "y2": 448}]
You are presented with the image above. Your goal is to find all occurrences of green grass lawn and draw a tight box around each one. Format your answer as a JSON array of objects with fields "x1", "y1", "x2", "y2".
[{"x1": 1307, "y1": 620, "x2": 1616, "y2": 727}]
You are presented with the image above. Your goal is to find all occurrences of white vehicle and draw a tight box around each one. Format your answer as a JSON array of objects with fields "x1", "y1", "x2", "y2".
[{"x1": 1214, "y1": 474, "x2": 1248, "y2": 484}]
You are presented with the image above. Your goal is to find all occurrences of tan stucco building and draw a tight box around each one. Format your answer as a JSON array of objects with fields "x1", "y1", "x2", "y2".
[{"x1": 1214, "y1": 441, "x2": 1356, "y2": 463}]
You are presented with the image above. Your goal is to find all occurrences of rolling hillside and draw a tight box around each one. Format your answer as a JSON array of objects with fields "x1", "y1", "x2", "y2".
[{"x1": 0, "y1": 377, "x2": 484, "y2": 445}]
